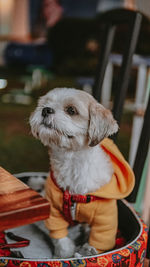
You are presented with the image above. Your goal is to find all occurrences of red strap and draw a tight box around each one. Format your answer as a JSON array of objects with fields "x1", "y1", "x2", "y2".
[
  {"x1": 0, "y1": 242, "x2": 29, "y2": 249},
  {"x1": 50, "y1": 170, "x2": 100, "y2": 225},
  {"x1": 0, "y1": 231, "x2": 29, "y2": 256},
  {"x1": 71, "y1": 194, "x2": 100, "y2": 203},
  {"x1": 63, "y1": 190, "x2": 75, "y2": 225},
  {"x1": 51, "y1": 170, "x2": 62, "y2": 189},
  {"x1": 63, "y1": 190, "x2": 101, "y2": 225},
  {"x1": 0, "y1": 231, "x2": 30, "y2": 253},
  {"x1": 0, "y1": 232, "x2": 30, "y2": 249},
  {"x1": 51, "y1": 170, "x2": 100, "y2": 201}
]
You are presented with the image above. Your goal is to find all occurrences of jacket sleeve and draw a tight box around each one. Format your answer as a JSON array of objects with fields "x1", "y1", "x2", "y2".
[
  {"x1": 44, "y1": 178, "x2": 69, "y2": 239},
  {"x1": 89, "y1": 199, "x2": 118, "y2": 253}
]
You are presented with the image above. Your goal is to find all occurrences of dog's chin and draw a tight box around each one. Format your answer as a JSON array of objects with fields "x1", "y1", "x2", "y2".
[{"x1": 36, "y1": 124, "x2": 88, "y2": 151}]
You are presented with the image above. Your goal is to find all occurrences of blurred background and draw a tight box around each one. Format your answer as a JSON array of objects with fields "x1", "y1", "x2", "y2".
[{"x1": 0, "y1": 0, "x2": 150, "y2": 174}]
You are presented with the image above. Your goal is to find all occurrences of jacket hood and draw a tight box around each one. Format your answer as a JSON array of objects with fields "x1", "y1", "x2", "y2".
[{"x1": 90, "y1": 138, "x2": 135, "y2": 199}]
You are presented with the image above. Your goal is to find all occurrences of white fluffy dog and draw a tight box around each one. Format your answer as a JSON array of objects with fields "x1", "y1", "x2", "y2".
[{"x1": 30, "y1": 87, "x2": 119, "y2": 258}]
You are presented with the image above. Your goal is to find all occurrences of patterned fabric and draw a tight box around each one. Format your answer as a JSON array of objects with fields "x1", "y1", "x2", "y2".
[{"x1": 0, "y1": 221, "x2": 148, "y2": 267}]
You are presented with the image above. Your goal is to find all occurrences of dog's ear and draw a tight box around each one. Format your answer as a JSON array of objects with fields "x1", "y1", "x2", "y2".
[{"x1": 88, "y1": 102, "x2": 118, "y2": 147}]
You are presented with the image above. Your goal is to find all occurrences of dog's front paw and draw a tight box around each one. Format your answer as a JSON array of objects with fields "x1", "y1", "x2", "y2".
[
  {"x1": 78, "y1": 243, "x2": 98, "y2": 256},
  {"x1": 52, "y1": 237, "x2": 75, "y2": 258}
]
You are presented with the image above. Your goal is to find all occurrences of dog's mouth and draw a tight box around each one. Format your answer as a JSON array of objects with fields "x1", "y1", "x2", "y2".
[
  {"x1": 41, "y1": 121, "x2": 74, "y2": 139},
  {"x1": 41, "y1": 121, "x2": 53, "y2": 129}
]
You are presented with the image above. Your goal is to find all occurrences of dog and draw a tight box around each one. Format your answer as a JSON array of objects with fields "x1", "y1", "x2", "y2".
[{"x1": 30, "y1": 87, "x2": 134, "y2": 258}]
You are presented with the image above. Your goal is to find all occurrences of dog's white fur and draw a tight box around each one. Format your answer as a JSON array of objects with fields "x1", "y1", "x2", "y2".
[{"x1": 30, "y1": 87, "x2": 118, "y2": 257}]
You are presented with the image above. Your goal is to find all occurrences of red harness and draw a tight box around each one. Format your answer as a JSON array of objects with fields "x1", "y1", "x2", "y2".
[
  {"x1": 50, "y1": 171, "x2": 100, "y2": 225},
  {"x1": 0, "y1": 232, "x2": 30, "y2": 257}
]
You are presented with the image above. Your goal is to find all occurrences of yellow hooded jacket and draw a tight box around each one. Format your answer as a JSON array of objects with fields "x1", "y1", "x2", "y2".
[{"x1": 45, "y1": 138, "x2": 135, "y2": 253}]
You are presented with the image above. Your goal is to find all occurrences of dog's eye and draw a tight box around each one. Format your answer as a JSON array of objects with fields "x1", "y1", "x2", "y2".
[{"x1": 65, "y1": 106, "x2": 78, "y2": 116}]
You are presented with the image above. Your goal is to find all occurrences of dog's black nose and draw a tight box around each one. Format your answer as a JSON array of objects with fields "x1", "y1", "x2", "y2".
[{"x1": 42, "y1": 107, "x2": 55, "y2": 117}]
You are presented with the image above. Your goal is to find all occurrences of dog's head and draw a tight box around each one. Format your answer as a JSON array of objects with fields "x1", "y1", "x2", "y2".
[{"x1": 30, "y1": 88, "x2": 118, "y2": 150}]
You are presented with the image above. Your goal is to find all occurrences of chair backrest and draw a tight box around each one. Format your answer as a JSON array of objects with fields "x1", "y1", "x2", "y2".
[
  {"x1": 92, "y1": 8, "x2": 150, "y2": 202},
  {"x1": 93, "y1": 9, "x2": 142, "y2": 126}
]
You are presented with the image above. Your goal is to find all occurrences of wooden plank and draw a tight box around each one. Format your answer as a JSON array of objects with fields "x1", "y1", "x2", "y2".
[
  {"x1": 0, "y1": 167, "x2": 50, "y2": 231},
  {"x1": 0, "y1": 167, "x2": 28, "y2": 194}
]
